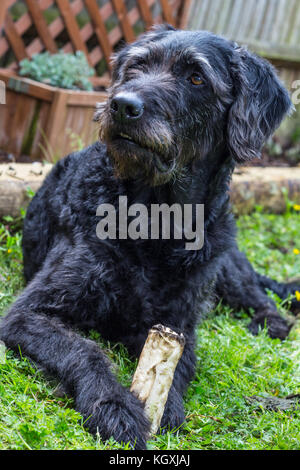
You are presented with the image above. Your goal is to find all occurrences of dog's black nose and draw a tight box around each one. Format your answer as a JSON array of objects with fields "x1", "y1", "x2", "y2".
[{"x1": 110, "y1": 93, "x2": 144, "y2": 122}]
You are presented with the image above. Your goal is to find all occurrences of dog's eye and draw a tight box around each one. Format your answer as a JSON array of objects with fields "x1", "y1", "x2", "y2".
[{"x1": 190, "y1": 74, "x2": 203, "y2": 86}]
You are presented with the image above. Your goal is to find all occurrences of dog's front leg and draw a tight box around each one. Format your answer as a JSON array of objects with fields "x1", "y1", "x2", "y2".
[{"x1": 0, "y1": 258, "x2": 149, "y2": 449}]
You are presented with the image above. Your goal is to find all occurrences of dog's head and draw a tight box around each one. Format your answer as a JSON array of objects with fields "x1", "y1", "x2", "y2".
[{"x1": 97, "y1": 25, "x2": 292, "y2": 186}]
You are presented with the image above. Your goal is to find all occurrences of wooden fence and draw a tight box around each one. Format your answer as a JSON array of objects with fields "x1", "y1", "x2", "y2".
[
  {"x1": 0, "y1": 0, "x2": 191, "y2": 85},
  {"x1": 188, "y1": 0, "x2": 300, "y2": 85}
]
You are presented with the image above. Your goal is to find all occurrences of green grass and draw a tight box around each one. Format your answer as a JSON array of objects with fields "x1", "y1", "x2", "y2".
[{"x1": 0, "y1": 205, "x2": 299, "y2": 450}]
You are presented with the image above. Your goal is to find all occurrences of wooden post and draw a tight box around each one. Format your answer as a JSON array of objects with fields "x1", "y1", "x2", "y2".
[{"x1": 46, "y1": 89, "x2": 69, "y2": 159}]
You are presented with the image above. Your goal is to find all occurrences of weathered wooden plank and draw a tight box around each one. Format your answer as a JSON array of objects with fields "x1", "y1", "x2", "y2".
[
  {"x1": 85, "y1": 0, "x2": 113, "y2": 67},
  {"x1": 0, "y1": 70, "x2": 55, "y2": 101},
  {"x1": 108, "y1": 0, "x2": 156, "y2": 48},
  {"x1": 0, "y1": 87, "x2": 18, "y2": 150},
  {"x1": 160, "y1": 0, "x2": 175, "y2": 25},
  {"x1": 31, "y1": 100, "x2": 51, "y2": 159},
  {"x1": 67, "y1": 90, "x2": 107, "y2": 107},
  {"x1": 188, "y1": 0, "x2": 300, "y2": 67},
  {"x1": 46, "y1": 0, "x2": 84, "y2": 42},
  {"x1": 46, "y1": 89, "x2": 69, "y2": 155},
  {"x1": 55, "y1": 0, "x2": 91, "y2": 62},
  {"x1": 213, "y1": 0, "x2": 234, "y2": 36},
  {"x1": 287, "y1": 1, "x2": 300, "y2": 45},
  {"x1": 0, "y1": 0, "x2": 8, "y2": 32},
  {"x1": 111, "y1": 0, "x2": 136, "y2": 43},
  {"x1": 177, "y1": 0, "x2": 192, "y2": 29},
  {"x1": 4, "y1": 14, "x2": 29, "y2": 61},
  {"x1": 280, "y1": 0, "x2": 297, "y2": 44},
  {"x1": 269, "y1": 0, "x2": 286, "y2": 44},
  {"x1": 234, "y1": 0, "x2": 257, "y2": 40},
  {"x1": 225, "y1": 0, "x2": 245, "y2": 37},
  {"x1": 38, "y1": 0, "x2": 55, "y2": 10},
  {"x1": 136, "y1": 0, "x2": 153, "y2": 29},
  {"x1": 127, "y1": 1, "x2": 152, "y2": 31},
  {"x1": 235, "y1": 38, "x2": 300, "y2": 66},
  {"x1": 291, "y1": 6, "x2": 300, "y2": 45},
  {"x1": 189, "y1": 0, "x2": 212, "y2": 31},
  {"x1": 260, "y1": 0, "x2": 278, "y2": 42},
  {"x1": 250, "y1": 0, "x2": 268, "y2": 39},
  {"x1": 8, "y1": 93, "x2": 37, "y2": 156},
  {"x1": 204, "y1": 0, "x2": 223, "y2": 33},
  {"x1": 26, "y1": 0, "x2": 57, "y2": 52}
]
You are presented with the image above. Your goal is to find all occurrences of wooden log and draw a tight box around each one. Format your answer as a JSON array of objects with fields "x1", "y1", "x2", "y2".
[
  {"x1": 0, "y1": 163, "x2": 52, "y2": 218},
  {"x1": 231, "y1": 166, "x2": 300, "y2": 215},
  {"x1": 130, "y1": 324, "x2": 185, "y2": 436}
]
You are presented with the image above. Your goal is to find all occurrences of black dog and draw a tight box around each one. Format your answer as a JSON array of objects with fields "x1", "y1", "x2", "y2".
[{"x1": 1, "y1": 25, "x2": 299, "y2": 450}]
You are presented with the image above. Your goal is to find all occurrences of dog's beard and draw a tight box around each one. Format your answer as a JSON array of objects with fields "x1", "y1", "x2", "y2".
[
  {"x1": 99, "y1": 111, "x2": 178, "y2": 186},
  {"x1": 107, "y1": 140, "x2": 177, "y2": 186}
]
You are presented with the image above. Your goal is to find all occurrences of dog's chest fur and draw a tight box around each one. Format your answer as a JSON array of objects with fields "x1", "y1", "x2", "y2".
[{"x1": 22, "y1": 142, "x2": 233, "y2": 349}]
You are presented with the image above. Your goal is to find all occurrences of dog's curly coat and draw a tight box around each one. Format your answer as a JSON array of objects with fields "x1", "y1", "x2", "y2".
[{"x1": 1, "y1": 26, "x2": 299, "y2": 449}]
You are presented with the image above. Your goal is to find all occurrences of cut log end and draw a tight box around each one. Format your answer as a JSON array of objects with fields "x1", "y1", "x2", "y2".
[{"x1": 130, "y1": 324, "x2": 185, "y2": 436}]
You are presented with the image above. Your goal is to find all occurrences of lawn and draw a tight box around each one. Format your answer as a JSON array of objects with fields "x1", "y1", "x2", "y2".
[{"x1": 0, "y1": 204, "x2": 299, "y2": 450}]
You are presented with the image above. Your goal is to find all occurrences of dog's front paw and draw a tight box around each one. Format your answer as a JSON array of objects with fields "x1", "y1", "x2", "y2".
[
  {"x1": 85, "y1": 389, "x2": 150, "y2": 449},
  {"x1": 248, "y1": 310, "x2": 292, "y2": 340},
  {"x1": 160, "y1": 386, "x2": 185, "y2": 433}
]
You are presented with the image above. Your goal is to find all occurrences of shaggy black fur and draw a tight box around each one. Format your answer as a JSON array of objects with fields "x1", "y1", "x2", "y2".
[{"x1": 1, "y1": 26, "x2": 299, "y2": 449}]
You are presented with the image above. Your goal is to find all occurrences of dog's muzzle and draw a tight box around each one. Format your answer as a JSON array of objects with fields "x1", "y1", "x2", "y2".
[{"x1": 98, "y1": 90, "x2": 178, "y2": 184}]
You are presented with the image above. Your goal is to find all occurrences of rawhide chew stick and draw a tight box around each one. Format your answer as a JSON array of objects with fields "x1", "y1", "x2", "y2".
[{"x1": 130, "y1": 324, "x2": 185, "y2": 436}]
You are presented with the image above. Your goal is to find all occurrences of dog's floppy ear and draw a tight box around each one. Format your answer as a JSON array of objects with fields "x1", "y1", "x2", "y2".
[{"x1": 227, "y1": 48, "x2": 293, "y2": 162}]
